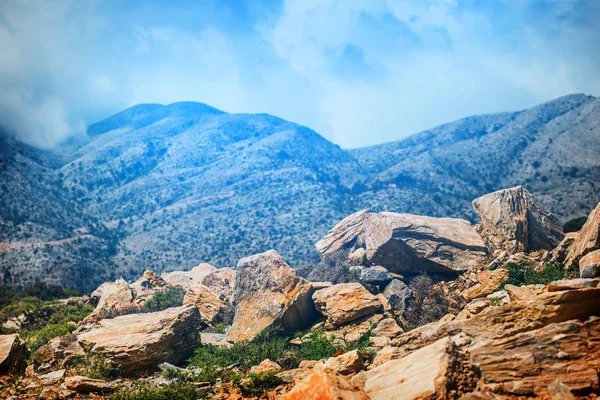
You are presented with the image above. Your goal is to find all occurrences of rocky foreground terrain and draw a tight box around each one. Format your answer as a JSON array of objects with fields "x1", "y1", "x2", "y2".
[
  {"x1": 1, "y1": 186, "x2": 600, "y2": 399},
  {"x1": 1, "y1": 94, "x2": 599, "y2": 292}
]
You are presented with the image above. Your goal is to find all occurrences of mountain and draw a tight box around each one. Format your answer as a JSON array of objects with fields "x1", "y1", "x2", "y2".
[{"x1": 1, "y1": 94, "x2": 599, "y2": 292}]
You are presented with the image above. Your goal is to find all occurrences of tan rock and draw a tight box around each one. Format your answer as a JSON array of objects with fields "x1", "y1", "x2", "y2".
[
  {"x1": 311, "y1": 281, "x2": 333, "y2": 290},
  {"x1": 369, "y1": 336, "x2": 390, "y2": 347},
  {"x1": 77, "y1": 305, "x2": 201, "y2": 376},
  {"x1": 227, "y1": 250, "x2": 318, "y2": 342},
  {"x1": 325, "y1": 314, "x2": 384, "y2": 344},
  {"x1": 372, "y1": 318, "x2": 403, "y2": 338},
  {"x1": 83, "y1": 279, "x2": 135, "y2": 322},
  {"x1": 276, "y1": 367, "x2": 313, "y2": 384},
  {"x1": 316, "y1": 209, "x2": 487, "y2": 275},
  {"x1": 279, "y1": 363, "x2": 369, "y2": 400},
  {"x1": 461, "y1": 268, "x2": 509, "y2": 301},
  {"x1": 64, "y1": 376, "x2": 114, "y2": 393},
  {"x1": 551, "y1": 232, "x2": 578, "y2": 264},
  {"x1": 0, "y1": 334, "x2": 29, "y2": 374},
  {"x1": 564, "y1": 202, "x2": 600, "y2": 269},
  {"x1": 472, "y1": 186, "x2": 564, "y2": 256},
  {"x1": 201, "y1": 268, "x2": 235, "y2": 298},
  {"x1": 504, "y1": 284, "x2": 539, "y2": 301},
  {"x1": 38, "y1": 388, "x2": 59, "y2": 400},
  {"x1": 313, "y1": 282, "x2": 382, "y2": 326},
  {"x1": 470, "y1": 317, "x2": 600, "y2": 397},
  {"x1": 183, "y1": 282, "x2": 228, "y2": 324},
  {"x1": 249, "y1": 359, "x2": 281, "y2": 374},
  {"x1": 128, "y1": 270, "x2": 168, "y2": 304},
  {"x1": 38, "y1": 369, "x2": 65, "y2": 385},
  {"x1": 547, "y1": 278, "x2": 599, "y2": 291},
  {"x1": 323, "y1": 349, "x2": 364, "y2": 375},
  {"x1": 34, "y1": 334, "x2": 85, "y2": 369},
  {"x1": 161, "y1": 263, "x2": 217, "y2": 288},
  {"x1": 579, "y1": 249, "x2": 600, "y2": 278},
  {"x1": 299, "y1": 360, "x2": 320, "y2": 369}
]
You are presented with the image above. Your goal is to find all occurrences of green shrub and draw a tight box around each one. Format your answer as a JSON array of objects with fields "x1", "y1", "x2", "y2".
[
  {"x1": 107, "y1": 381, "x2": 201, "y2": 400},
  {"x1": 69, "y1": 350, "x2": 120, "y2": 380},
  {"x1": 28, "y1": 322, "x2": 77, "y2": 353},
  {"x1": 141, "y1": 286, "x2": 186, "y2": 312},
  {"x1": 237, "y1": 372, "x2": 282, "y2": 397},
  {"x1": 563, "y1": 216, "x2": 588, "y2": 233},
  {"x1": 502, "y1": 262, "x2": 568, "y2": 288},
  {"x1": 296, "y1": 329, "x2": 341, "y2": 361}
]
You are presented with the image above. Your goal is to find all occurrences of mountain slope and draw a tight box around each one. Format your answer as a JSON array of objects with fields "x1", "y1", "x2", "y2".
[{"x1": 0, "y1": 94, "x2": 599, "y2": 292}]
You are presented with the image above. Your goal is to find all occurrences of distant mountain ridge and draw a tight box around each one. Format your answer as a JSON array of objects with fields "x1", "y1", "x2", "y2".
[{"x1": 1, "y1": 94, "x2": 599, "y2": 292}]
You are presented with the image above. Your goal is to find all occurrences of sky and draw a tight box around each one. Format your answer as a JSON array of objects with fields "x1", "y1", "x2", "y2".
[{"x1": 0, "y1": 0, "x2": 599, "y2": 149}]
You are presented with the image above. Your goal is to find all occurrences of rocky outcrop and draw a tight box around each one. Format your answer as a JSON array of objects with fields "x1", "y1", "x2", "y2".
[
  {"x1": 372, "y1": 318, "x2": 403, "y2": 338},
  {"x1": 551, "y1": 232, "x2": 578, "y2": 264},
  {"x1": 564, "y1": 202, "x2": 600, "y2": 269},
  {"x1": 227, "y1": 250, "x2": 318, "y2": 342},
  {"x1": 0, "y1": 334, "x2": 29, "y2": 374},
  {"x1": 83, "y1": 279, "x2": 135, "y2": 322},
  {"x1": 280, "y1": 363, "x2": 369, "y2": 400},
  {"x1": 472, "y1": 186, "x2": 564, "y2": 256},
  {"x1": 580, "y1": 249, "x2": 600, "y2": 278},
  {"x1": 34, "y1": 334, "x2": 85, "y2": 369},
  {"x1": 323, "y1": 350, "x2": 365, "y2": 375},
  {"x1": 161, "y1": 263, "x2": 217, "y2": 288},
  {"x1": 312, "y1": 283, "x2": 382, "y2": 326},
  {"x1": 183, "y1": 282, "x2": 229, "y2": 325},
  {"x1": 315, "y1": 209, "x2": 487, "y2": 275},
  {"x1": 461, "y1": 268, "x2": 509, "y2": 301}
]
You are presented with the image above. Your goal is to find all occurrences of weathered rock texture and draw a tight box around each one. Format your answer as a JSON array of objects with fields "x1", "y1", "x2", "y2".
[
  {"x1": 64, "y1": 376, "x2": 114, "y2": 393},
  {"x1": 0, "y1": 334, "x2": 29, "y2": 374},
  {"x1": 564, "y1": 202, "x2": 600, "y2": 269},
  {"x1": 227, "y1": 250, "x2": 318, "y2": 342},
  {"x1": 312, "y1": 282, "x2": 382, "y2": 326},
  {"x1": 316, "y1": 209, "x2": 487, "y2": 275},
  {"x1": 280, "y1": 363, "x2": 369, "y2": 400},
  {"x1": 161, "y1": 263, "x2": 217, "y2": 288},
  {"x1": 472, "y1": 186, "x2": 564, "y2": 256},
  {"x1": 580, "y1": 249, "x2": 600, "y2": 278},
  {"x1": 83, "y1": 279, "x2": 135, "y2": 322},
  {"x1": 183, "y1": 282, "x2": 229, "y2": 325}
]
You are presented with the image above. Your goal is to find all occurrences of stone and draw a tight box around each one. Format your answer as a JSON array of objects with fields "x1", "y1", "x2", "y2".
[
  {"x1": 38, "y1": 388, "x2": 59, "y2": 400},
  {"x1": 325, "y1": 314, "x2": 384, "y2": 344},
  {"x1": 382, "y1": 279, "x2": 411, "y2": 312},
  {"x1": 461, "y1": 268, "x2": 509, "y2": 301},
  {"x1": 64, "y1": 376, "x2": 114, "y2": 393},
  {"x1": 128, "y1": 270, "x2": 168, "y2": 304},
  {"x1": 316, "y1": 209, "x2": 487, "y2": 275},
  {"x1": 372, "y1": 318, "x2": 403, "y2": 338},
  {"x1": 579, "y1": 249, "x2": 600, "y2": 278},
  {"x1": 311, "y1": 281, "x2": 333, "y2": 290},
  {"x1": 470, "y1": 317, "x2": 600, "y2": 397},
  {"x1": 200, "y1": 333, "x2": 231, "y2": 347},
  {"x1": 323, "y1": 349, "x2": 364, "y2": 375},
  {"x1": 0, "y1": 334, "x2": 29, "y2": 374},
  {"x1": 276, "y1": 368, "x2": 313, "y2": 384},
  {"x1": 472, "y1": 186, "x2": 564, "y2": 256},
  {"x1": 279, "y1": 363, "x2": 369, "y2": 400},
  {"x1": 312, "y1": 283, "x2": 382, "y2": 326},
  {"x1": 34, "y1": 334, "x2": 85, "y2": 369},
  {"x1": 83, "y1": 279, "x2": 135, "y2": 322},
  {"x1": 227, "y1": 250, "x2": 319, "y2": 342},
  {"x1": 547, "y1": 278, "x2": 599, "y2": 291},
  {"x1": 551, "y1": 232, "x2": 578, "y2": 264},
  {"x1": 504, "y1": 284, "x2": 539, "y2": 302},
  {"x1": 359, "y1": 266, "x2": 392, "y2": 285},
  {"x1": 249, "y1": 359, "x2": 281, "y2": 374},
  {"x1": 76, "y1": 305, "x2": 201, "y2": 376},
  {"x1": 486, "y1": 290, "x2": 509, "y2": 306},
  {"x1": 38, "y1": 369, "x2": 65, "y2": 385},
  {"x1": 364, "y1": 336, "x2": 475, "y2": 400},
  {"x1": 369, "y1": 336, "x2": 390, "y2": 347},
  {"x1": 161, "y1": 263, "x2": 217, "y2": 288},
  {"x1": 564, "y1": 202, "x2": 600, "y2": 269},
  {"x1": 183, "y1": 282, "x2": 229, "y2": 324},
  {"x1": 299, "y1": 360, "x2": 320, "y2": 369}
]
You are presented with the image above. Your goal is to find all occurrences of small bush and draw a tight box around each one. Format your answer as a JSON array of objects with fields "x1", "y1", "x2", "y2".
[
  {"x1": 141, "y1": 286, "x2": 186, "y2": 312},
  {"x1": 69, "y1": 350, "x2": 120, "y2": 380},
  {"x1": 502, "y1": 263, "x2": 568, "y2": 287},
  {"x1": 306, "y1": 250, "x2": 360, "y2": 284},
  {"x1": 237, "y1": 372, "x2": 283, "y2": 397},
  {"x1": 29, "y1": 322, "x2": 77, "y2": 353},
  {"x1": 296, "y1": 329, "x2": 342, "y2": 360},
  {"x1": 107, "y1": 381, "x2": 200, "y2": 400},
  {"x1": 404, "y1": 274, "x2": 450, "y2": 328}
]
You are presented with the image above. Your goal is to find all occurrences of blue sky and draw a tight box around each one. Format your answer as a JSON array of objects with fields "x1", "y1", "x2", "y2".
[{"x1": 0, "y1": 0, "x2": 599, "y2": 149}]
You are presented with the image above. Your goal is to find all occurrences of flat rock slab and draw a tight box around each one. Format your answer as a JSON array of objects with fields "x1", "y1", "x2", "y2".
[{"x1": 313, "y1": 282, "x2": 382, "y2": 326}]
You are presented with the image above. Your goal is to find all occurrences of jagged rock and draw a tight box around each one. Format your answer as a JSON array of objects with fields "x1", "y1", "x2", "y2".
[
  {"x1": 564, "y1": 202, "x2": 600, "y2": 269},
  {"x1": 315, "y1": 209, "x2": 487, "y2": 275},
  {"x1": 201, "y1": 268, "x2": 235, "y2": 298},
  {"x1": 0, "y1": 334, "x2": 29, "y2": 374},
  {"x1": 249, "y1": 359, "x2": 282, "y2": 374},
  {"x1": 372, "y1": 318, "x2": 403, "y2": 338},
  {"x1": 579, "y1": 249, "x2": 600, "y2": 278},
  {"x1": 129, "y1": 270, "x2": 168, "y2": 304},
  {"x1": 323, "y1": 349, "x2": 364, "y2": 375},
  {"x1": 76, "y1": 305, "x2": 201, "y2": 376},
  {"x1": 470, "y1": 317, "x2": 600, "y2": 397},
  {"x1": 38, "y1": 388, "x2": 59, "y2": 400},
  {"x1": 461, "y1": 269, "x2": 509, "y2": 301},
  {"x1": 227, "y1": 250, "x2": 318, "y2": 342},
  {"x1": 456, "y1": 299, "x2": 490, "y2": 320},
  {"x1": 311, "y1": 281, "x2": 333, "y2": 290},
  {"x1": 161, "y1": 263, "x2": 217, "y2": 288},
  {"x1": 279, "y1": 363, "x2": 369, "y2": 400},
  {"x1": 64, "y1": 376, "x2": 114, "y2": 393},
  {"x1": 364, "y1": 335, "x2": 476, "y2": 400},
  {"x1": 313, "y1": 283, "x2": 382, "y2": 326},
  {"x1": 382, "y1": 279, "x2": 411, "y2": 312},
  {"x1": 547, "y1": 278, "x2": 599, "y2": 291},
  {"x1": 504, "y1": 284, "x2": 541, "y2": 302},
  {"x1": 551, "y1": 232, "x2": 578, "y2": 263},
  {"x1": 84, "y1": 279, "x2": 135, "y2": 322},
  {"x1": 359, "y1": 266, "x2": 392, "y2": 285},
  {"x1": 34, "y1": 334, "x2": 85, "y2": 369},
  {"x1": 472, "y1": 186, "x2": 564, "y2": 256},
  {"x1": 183, "y1": 283, "x2": 229, "y2": 324},
  {"x1": 299, "y1": 360, "x2": 320, "y2": 369},
  {"x1": 38, "y1": 369, "x2": 65, "y2": 385}
]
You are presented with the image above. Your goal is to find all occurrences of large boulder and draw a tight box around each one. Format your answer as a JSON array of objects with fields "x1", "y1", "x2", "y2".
[
  {"x1": 312, "y1": 283, "x2": 382, "y2": 326},
  {"x1": 472, "y1": 186, "x2": 564, "y2": 256},
  {"x1": 161, "y1": 263, "x2": 217, "y2": 288},
  {"x1": 564, "y1": 202, "x2": 600, "y2": 269},
  {"x1": 0, "y1": 334, "x2": 29, "y2": 374},
  {"x1": 280, "y1": 363, "x2": 369, "y2": 400},
  {"x1": 83, "y1": 279, "x2": 135, "y2": 322},
  {"x1": 183, "y1": 282, "x2": 229, "y2": 325},
  {"x1": 75, "y1": 305, "x2": 201, "y2": 376},
  {"x1": 34, "y1": 334, "x2": 85, "y2": 369},
  {"x1": 579, "y1": 249, "x2": 600, "y2": 278},
  {"x1": 382, "y1": 279, "x2": 412, "y2": 312},
  {"x1": 227, "y1": 250, "x2": 319, "y2": 342},
  {"x1": 316, "y1": 209, "x2": 487, "y2": 275}
]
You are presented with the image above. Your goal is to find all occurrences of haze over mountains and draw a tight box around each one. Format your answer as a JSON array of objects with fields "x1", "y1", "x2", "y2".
[{"x1": 1, "y1": 93, "x2": 599, "y2": 292}]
